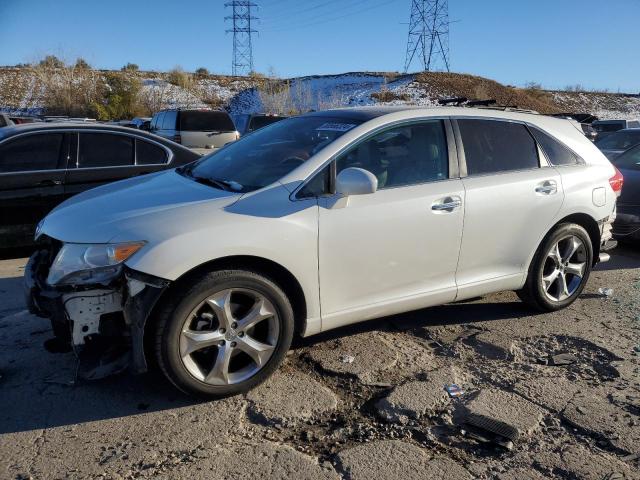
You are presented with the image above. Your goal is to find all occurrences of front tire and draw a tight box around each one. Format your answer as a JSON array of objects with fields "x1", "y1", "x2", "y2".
[
  {"x1": 154, "y1": 269, "x2": 294, "y2": 398},
  {"x1": 517, "y1": 223, "x2": 593, "y2": 312}
]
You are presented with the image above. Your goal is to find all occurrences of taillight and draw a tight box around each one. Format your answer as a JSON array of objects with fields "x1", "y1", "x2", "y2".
[
  {"x1": 609, "y1": 167, "x2": 624, "y2": 196},
  {"x1": 172, "y1": 134, "x2": 182, "y2": 144}
]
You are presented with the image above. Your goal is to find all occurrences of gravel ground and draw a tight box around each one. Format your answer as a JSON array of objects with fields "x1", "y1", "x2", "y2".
[{"x1": 1, "y1": 247, "x2": 639, "y2": 479}]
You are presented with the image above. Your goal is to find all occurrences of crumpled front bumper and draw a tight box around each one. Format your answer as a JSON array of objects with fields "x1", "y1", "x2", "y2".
[{"x1": 24, "y1": 246, "x2": 170, "y2": 379}]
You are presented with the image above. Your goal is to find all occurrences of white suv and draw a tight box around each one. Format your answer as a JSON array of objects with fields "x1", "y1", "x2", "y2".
[{"x1": 26, "y1": 107, "x2": 621, "y2": 397}]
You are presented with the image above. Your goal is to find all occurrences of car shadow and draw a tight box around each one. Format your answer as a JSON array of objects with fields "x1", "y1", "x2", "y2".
[
  {"x1": 295, "y1": 299, "x2": 535, "y2": 348},
  {"x1": 594, "y1": 244, "x2": 640, "y2": 271}
]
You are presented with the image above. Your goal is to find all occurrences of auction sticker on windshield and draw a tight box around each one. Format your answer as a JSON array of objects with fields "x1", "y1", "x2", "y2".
[{"x1": 316, "y1": 122, "x2": 357, "y2": 132}]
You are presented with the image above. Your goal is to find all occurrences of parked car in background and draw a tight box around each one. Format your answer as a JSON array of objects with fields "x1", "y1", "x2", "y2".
[
  {"x1": 0, "y1": 123, "x2": 199, "y2": 250},
  {"x1": 592, "y1": 119, "x2": 640, "y2": 141},
  {"x1": 130, "y1": 117, "x2": 151, "y2": 130},
  {"x1": 9, "y1": 116, "x2": 40, "y2": 125},
  {"x1": 27, "y1": 106, "x2": 619, "y2": 397},
  {"x1": 595, "y1": 128, "x2": 640, "y2": 160},
  {"x1": 552, "y1": 113, "x2": 598, "y2": 141},
  {"x1": 612, "y1": 144, "x2": 640, "y2": 242},
  {"x1": 150, "y1": 109, "x2": 239, "y2": 154},
  {"x1": 0, "y1": 113, "x2": 15, "y2": 128},
  {"x1": 233, "y1": 113, "x2": 288, "y2": 136}
]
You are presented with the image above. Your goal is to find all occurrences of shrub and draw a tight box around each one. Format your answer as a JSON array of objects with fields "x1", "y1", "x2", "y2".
[
  {"x1": 38, "y1": 55, "x2": 64, "y2": 69},
  {"x1": 195, "y1": 67, "x2": 209, "y2": 78},
  {"x1": 93, "y1": 72, "x2": 144, "y2": 120},
  {"x1": 74, "y1": 58, "x2": 91, "y2": 70},
  {"x1": 167, "y1": 66, "x2": 193, "y2": 89},
  {"x1": 121, "y1": 63, "x2": 139, "y2": 72},
  {"x1": 371, "y1": 89, "x2": 410, "y2": 102}
]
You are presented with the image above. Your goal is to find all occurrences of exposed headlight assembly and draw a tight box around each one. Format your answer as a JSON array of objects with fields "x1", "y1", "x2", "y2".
[{"x1": 47, "y1": 241, "x2": 145, "y2": 286}]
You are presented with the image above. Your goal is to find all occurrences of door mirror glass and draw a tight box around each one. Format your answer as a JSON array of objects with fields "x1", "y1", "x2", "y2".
[{"x1": 335, "y1": 167, "x2": 378, "y2": 196}]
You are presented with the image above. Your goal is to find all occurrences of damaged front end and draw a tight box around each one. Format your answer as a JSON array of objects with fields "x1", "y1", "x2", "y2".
[{"x1": 24, "y1": 237, "x2": 169, "y2": 380}]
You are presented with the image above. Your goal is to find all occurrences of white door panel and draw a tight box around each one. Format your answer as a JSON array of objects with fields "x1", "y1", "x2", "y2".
[
  {"x1": 456, "y1": 168, "x2": 564, "y2": 287},
  {"x1": 318, "y1": 179, "x2": 464, "y2": 319}
]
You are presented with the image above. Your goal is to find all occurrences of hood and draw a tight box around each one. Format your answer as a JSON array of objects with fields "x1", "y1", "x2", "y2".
[{"x1": 41, "y1": 170, "x2": 241, "y2": 243}]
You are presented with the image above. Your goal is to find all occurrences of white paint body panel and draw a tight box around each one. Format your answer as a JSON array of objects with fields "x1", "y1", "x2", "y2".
[{"x1": 38, "y1": 107, "x2": 618, "y2": 338}]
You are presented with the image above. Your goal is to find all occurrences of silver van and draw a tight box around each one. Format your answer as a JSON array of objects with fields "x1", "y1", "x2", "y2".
[{"x1": 150, "y1": 109, "x2": 239, "y2": 154}]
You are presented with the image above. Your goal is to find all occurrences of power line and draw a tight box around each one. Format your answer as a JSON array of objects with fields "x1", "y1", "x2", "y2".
[
  {"x1": 225, "y1": 1, "x2": 258, "y2": 76},
  {"x1": 260, "y1": 0, "x2": 344, "y2": 24},
  {"x1": 403, "y1": 0, "x2": 450, "y2": 73},
  {"x1": 263, "y1": 0, "x2": 399, "y2": 33}
]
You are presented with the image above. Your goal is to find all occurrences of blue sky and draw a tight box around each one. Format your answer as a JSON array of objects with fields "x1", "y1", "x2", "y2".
[{"x1": 1, "y1": 0, "x2": 638, "y2": 92}]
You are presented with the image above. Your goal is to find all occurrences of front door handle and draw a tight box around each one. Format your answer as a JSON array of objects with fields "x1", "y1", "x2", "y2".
[
  {"x1": 535, "y1": 180, "x2": 557, "y2": 195},
  {"x1": 431, "y1": 196, "x2": 462, "y2": 212}
]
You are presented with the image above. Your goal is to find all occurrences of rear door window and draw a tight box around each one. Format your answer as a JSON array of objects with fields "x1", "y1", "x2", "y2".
[
  {"x1": 136, "y1": 139, "x2": 168, "y2": 164},
  {"x1": 78, "y1": 133, "x2": 134, "y2": 167},
  {"x1": 529, "y1": 127, "x2": 580, "y2": 166},
  {"x1": 0, "y1": 133, "x2": 64, "y2": 172},
  {"x1": 458, "y1": 119, "x2": 539, "y2": 175},
  {"x1": 180, "y1": 111, "x2": 235, "y2": 132}
]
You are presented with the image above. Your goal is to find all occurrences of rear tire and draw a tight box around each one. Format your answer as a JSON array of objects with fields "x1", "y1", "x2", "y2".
[
  {"x1": 154, "y1": 269, "x2": 294, "y2": 398},
  {"x1": 517, "y1": 223, "x2": 593, "y2": 312}
]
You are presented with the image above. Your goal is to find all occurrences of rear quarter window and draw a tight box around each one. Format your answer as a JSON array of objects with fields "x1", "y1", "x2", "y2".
[
  {"x1": 458, "y1": 119, "x2": 539, "y2": 175},
  {"x1": 136, "y1": 139, "x2": 168, "y2": 165},
  {"x1": 530, "y1": 127, "x2": 580, "y2": 166},
  {"x1": 180, "y1": 111, "x2": 235, "y2": 132}
]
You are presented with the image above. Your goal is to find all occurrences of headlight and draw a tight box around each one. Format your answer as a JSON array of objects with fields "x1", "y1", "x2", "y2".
[{"x1": 47, "y1": 241, "x2": 145, "y2": 286}]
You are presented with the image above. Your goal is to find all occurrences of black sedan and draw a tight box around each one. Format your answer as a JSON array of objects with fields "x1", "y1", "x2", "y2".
[
  {"x1": 612, "y1": 144, "x2": 640, "y2": 242},
  {"x1": 0, "y1": 123, "x2": 199, "y2": 250}
]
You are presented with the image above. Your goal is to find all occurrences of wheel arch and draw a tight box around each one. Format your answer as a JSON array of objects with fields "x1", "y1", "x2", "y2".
[
  {"x1": 142, "y1": 255, "x2": 309, "y2": 366},
  {"x1": 532, "y1": 213, "x2": 601, "y2": 270}
]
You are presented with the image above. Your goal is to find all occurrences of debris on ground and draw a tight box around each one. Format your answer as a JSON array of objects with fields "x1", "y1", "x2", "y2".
[
  {"x1": 549, "y1": 353, "x2": 578, "y2": 366},
  {"x1": 339, "y1": 354, "x2": 355, "y2": 364},
  {"x1": 598, "y1": 287, "x2": 614, "y2": 297},
  {"x1": 445, "y1": 384, "x2": 465, "y2": 398},
  {"x1": 462, "y1": 389, "x2": 544, "y2": 443}
]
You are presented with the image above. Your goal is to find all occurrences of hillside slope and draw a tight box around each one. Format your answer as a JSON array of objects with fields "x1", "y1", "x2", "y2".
[{"x1": 0, "y1": 66, "x2": 638, "y2": 120}]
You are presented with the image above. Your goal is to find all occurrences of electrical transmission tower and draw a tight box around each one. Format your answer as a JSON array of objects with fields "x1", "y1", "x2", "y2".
[
  {"x1": 403, "y1": 0, "x2": 450, "y2": 73},
  {"x1": 225, "y1": 1, "x2": 258, "y2": 76}
]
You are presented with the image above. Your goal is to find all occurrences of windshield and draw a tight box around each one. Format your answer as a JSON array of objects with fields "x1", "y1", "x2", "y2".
[
  {"x1": 614, "y1": 145, "x2": 640, "y2": 171},
  {"x1": 596, "y1": 130, "x2": 640, "y2": 150},
  {"x1": 179, "y1": 115, "x2": 362, "y2": 192}
]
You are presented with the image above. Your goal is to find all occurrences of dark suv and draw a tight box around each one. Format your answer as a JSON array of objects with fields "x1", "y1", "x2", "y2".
[{"x1": 0, "y1": 123, "x2": 199, "y2": 250}]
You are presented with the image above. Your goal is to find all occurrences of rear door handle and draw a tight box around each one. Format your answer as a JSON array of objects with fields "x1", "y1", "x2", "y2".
[
  {"x1": 431, "y1": 196, "x2": 462, "y2": 212},
  {"x1": 37, "y1": 180, "x2": 62, "y2": 186},
  {"x1": 535, "y1": 180, "x2": 557, "y2": 195}
]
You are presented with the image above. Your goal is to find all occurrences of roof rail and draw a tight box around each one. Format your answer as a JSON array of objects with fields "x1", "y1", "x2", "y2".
[
  {"x1": 438, "y1": 97, "x2": 467, "y2": 106},
  {"x1": 466, "y1": 99, "x2": 497, "y2": 107}
]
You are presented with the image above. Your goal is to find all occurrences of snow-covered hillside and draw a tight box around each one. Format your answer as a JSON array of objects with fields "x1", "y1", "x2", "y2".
[{"x1": 0, "y1": 66, "x2": 638, "y2": 120}]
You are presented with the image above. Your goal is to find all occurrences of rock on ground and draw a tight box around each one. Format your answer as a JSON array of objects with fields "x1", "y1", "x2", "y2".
[
  {"x1": 562, "y1": 390, "x2": 640, "y2": 454},
  {"x1": 463, "y1": 389, "x2": 544, "y2": 442},
  {"x1": 246, "y1": 369, "x2": 337, "y2": 426},
  {"x1": 307, "y1": 331, "x2": 398, "y2": 380},
  {"x1": 336, "y1": 440, "x2": 471, "y2": 480},
  {"x1": 172, "y1": 442, "x2": 339, "y2": 480},
  {"x1": 375, "y1": 366, "x2": 461, "y2": 422},
  {"x1": 512, "y1": 376, "x2": 580, "y2": 413}
]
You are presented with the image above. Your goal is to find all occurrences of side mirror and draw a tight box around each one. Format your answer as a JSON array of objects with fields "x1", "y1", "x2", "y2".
[{"x1": 335, "y1": 167, "x2": 378, "y2": 196}]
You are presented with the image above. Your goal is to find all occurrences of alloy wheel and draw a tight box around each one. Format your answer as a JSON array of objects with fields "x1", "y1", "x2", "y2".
[
  {"x1": 179, "y1": 288, "x2": 280, "y2": 385},
  {"x1": 541, "y1": 235, "x2": 587, "y2": 302}
]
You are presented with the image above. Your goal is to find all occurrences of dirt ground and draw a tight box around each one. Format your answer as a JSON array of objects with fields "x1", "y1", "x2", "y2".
[{"x1": 1, "y1": 247, "x2": 639, "y2": 479}]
